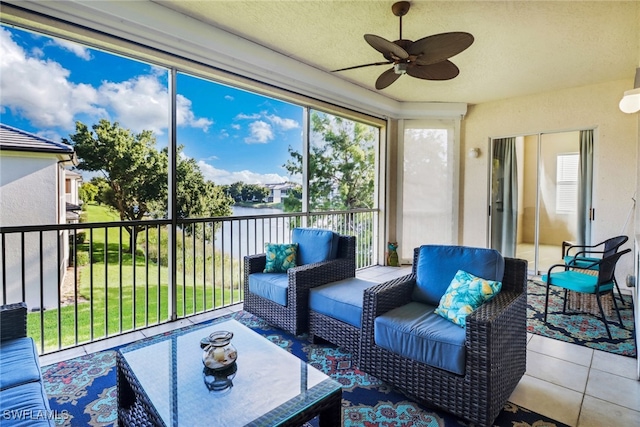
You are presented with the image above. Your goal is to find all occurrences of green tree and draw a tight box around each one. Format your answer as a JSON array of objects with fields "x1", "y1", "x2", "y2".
[
  {"x1": 283, "y1": 184, "x2": 302, "y2": 212},
  {"x1": 242, "y1": 184, "x2": 270, "y2": 202},
  {"x1": 223, "y1": 182, "x2": 269, "y2": 203},
  {"x1": 284, "y1": 111, "x2": 376, "y2": 211},
  {"x1": 224, "y1": 182, "x2": 245, "y2": 202},
  {"x1": 78, "y1": 182, "x2": 98, "y2": 205},
  {"x1": 89, "y1": 177, "x2": 111, "y2": 206},
  {"x1": 65, "y1": 119, "x2": 232, "y2": 245},
  {"x1": 166, "y1": 151, "x2": 233, "y2": 240}
]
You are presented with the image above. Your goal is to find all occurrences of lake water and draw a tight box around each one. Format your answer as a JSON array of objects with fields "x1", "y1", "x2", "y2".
[{"x1": 213, "y1": 206, "x2": 291, "y2": 258}]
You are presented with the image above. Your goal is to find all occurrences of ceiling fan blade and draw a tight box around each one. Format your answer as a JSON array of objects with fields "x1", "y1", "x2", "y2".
[
  {"x1": 407, "y1": 60, "x2": 460, "y2": 80},
  {"x1": 409, "y1": 32, "x2": 474, "y2": 65},
  {"x1": 332, "y1": 61, "x2": 392, "y2": 72},
  {"x1": 364, "y1": 34, "x2": 409, "y2": 60},
  {"x1": 375, "y1": 68, "x2": 402, "y2": 90}
]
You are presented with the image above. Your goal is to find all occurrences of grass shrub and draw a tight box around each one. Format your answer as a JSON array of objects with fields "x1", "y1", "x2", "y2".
[{"x1": 29, "y1": 204, "x2": 242, "y2": 353}]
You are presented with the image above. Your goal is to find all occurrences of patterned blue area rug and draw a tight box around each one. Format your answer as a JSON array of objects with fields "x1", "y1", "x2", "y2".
[
  {"x1": 43, "y1": 311, "x2": 569, "y2": 427},
  {"x1": 527, "y1": 279, "x2": 636, "y2": 357}
]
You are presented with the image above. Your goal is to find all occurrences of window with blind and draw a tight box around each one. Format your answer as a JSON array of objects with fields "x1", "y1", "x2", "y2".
[{"x1": 556, "y1": 153, "x2": 579, "y2": 213}]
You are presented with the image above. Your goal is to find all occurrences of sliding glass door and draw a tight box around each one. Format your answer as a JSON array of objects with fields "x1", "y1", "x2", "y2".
[{"x1": 489, "y1": 130, "x2": 593, "y2": 274}]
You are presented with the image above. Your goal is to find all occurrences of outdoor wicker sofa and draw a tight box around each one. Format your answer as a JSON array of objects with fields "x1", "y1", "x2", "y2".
[
  {"x1": 243, "y1": 228, "x2": 356, "y2": 335},
  {"x1": 0, "y1": 303, "x2": 54, "y2": 426},
  {"x1": 360, "y1": 245, "x2": 528, "y2": 427}
]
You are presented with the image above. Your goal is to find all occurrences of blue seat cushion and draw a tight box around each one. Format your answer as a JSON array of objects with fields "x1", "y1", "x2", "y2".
[
  {"x1": 0, "y1": 381, "x2": 53, "y2": 426},
  {"x1": 413, "y1": 245, "x2": 505, "y2": 306},
  {"x1": 292, "y1": 228, "x2": 339, "y2": 265},
  {"x1": 374, "y1": 301, "x2": 466, "y2": 375},
  {"x1": 248, "y1": 273, "x2": 289, "y2": 306},
  {"x1": 309, "y1": 277, "x2": 376, "y2": 328},
  {"x1": 0, "y1": 337, "x2": 42, "y2": 390},
  {"x1": 564, "y1": 255, "x2": 601, "y2": 270},
  {"x1": 542, "y1": 270, "x2": 613, "y2": 294}
]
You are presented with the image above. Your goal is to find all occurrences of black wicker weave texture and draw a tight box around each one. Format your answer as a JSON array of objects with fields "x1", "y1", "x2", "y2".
[
  {"x1": 309, "y1": 309, "x2": 363, "y2": 364},
  {"x1": 243, "y1": 234, "x2": 356, "y2": 336},
  {"x1": 360, "y1": 249, "x2": 528, "y2": 427},
  {"x1": 0, "y1": 302, "x2": 28, "y2": 342}
]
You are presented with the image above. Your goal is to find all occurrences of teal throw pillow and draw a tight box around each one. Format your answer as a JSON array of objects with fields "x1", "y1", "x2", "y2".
[
  {"x1": 263, "y1": 243, "x2": 298, "y2": 273},
  {"x1": 434, "y1": 269, "x2": 502, "y2": 327}
]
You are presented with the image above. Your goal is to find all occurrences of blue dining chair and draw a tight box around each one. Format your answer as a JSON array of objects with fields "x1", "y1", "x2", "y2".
[
  {"x1": 563, "y1": 236, "x2": 629, "y2": 306},
  {"x1": 544, "y1": 248, "x2": 631, "y2": 339}
]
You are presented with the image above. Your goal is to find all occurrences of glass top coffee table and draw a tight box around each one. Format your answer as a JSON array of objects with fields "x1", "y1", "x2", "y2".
[{"x1": 117, "y1": 319, "x2": 342, "y2": 426}]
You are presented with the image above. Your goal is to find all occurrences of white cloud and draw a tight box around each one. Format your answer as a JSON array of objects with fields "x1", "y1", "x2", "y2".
[
  {"x1": 224, "y1": 95, "x2": 234, "y2": 101},
  {"x1": 266, "y1": 114, "x2": 299, "y2": 131},
  {"x1": 36, "y1": 129, "x2": 64, "y2": 143},
  {"x1": 235, "y1": 113, "x2": 261, "y2": 120},
  {"x1": 197, "y1": 160, "x2": 289, "y2": 185},
  {"x1": 0, "y1": 28, "x2": 105, "y2": 129},
  {"x1": 245, "y1": 120, "x2": 273, "y2": 144},
  {"x1": 176, "y1": 94, "x2": 213, "y2": 132},
  {"x1": 0, "y1": 28, "x2": 211, "y2": 135},
  {"x1": 98, "y1": 76, "x2": 168, "y2": 134},
  {"x1": 98, "y1": 77, "x2": 212, "y2": 134},
  {"x1": 234, "y1": 111, "x2": 299, "y2": 144},
  {"x1": 50, "y1": 39, "x2": 92, "y2": 60}
]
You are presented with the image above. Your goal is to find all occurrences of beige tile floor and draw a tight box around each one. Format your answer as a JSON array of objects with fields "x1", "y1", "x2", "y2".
[
  {"x1": 40, "y1": 265, "x2": 640, "y2": 427},
  {"x1": 516, "y1": 242, "x2": 563, "y2": 274}
]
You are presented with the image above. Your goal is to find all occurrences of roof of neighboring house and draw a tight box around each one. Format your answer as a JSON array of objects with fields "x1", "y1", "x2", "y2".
[
  {"x1": 65, "y1": 169, "x2": 83, "y2": 179},
  {"x1": 66, "y1": 202, "x2": 81, "y2": 212},
  {"x1": 0, "y1": 123, "x2": 74, "y2": 155},
  {"x1": 264, "y1": 182, "x2": 296, "y2": 190}
]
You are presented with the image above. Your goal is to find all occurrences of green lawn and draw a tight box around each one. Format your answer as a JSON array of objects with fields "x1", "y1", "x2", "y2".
[{"x1": 28, "y1": 204, "x2": 242, "y2": 353}]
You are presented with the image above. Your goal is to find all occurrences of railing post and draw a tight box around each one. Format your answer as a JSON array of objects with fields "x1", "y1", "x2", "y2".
[{"x1": 168, "y1": 67, "x2": 178, "y2": 321}]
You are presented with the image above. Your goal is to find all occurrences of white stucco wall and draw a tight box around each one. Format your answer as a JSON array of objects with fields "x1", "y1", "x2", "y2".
[
  {"x1": 0, "y1": 151, "x2": 64, "y2": 309},
  {"x1": 461, "y1": 79, "x2": 638, "y2": 279},
  {"x1": 1, "y1": 152, "x2": 60, "y2": 225}
]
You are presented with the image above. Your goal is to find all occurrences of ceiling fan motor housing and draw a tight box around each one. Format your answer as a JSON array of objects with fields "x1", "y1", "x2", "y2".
[
  {"x1": 394, "y1": 63, "x2": 408, "y2": 74},
  {"x1": 332, "y1": 1, "x2": 474, "y2": 89}
]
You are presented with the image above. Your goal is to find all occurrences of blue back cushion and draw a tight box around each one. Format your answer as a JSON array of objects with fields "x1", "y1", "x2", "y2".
[
  {"x1": 412, "y1": 245, "x2": 505, "y2": 305},
  {"x1": 292, "y1": 228, "x2": 339, "y2": 265}
]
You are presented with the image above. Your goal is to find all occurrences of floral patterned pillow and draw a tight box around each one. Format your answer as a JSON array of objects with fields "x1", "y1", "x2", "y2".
[
  {"x1": 434, "y1": 270, "x2": 502, "y2": 327},
  {"x1": 263, "y1": 243, "x2": 298, "y2": 273}
]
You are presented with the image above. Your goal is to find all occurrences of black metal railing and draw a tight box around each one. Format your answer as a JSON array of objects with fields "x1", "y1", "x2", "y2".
[{"x1": 0, "y1": 209, "x2": 377, "y2": 354}]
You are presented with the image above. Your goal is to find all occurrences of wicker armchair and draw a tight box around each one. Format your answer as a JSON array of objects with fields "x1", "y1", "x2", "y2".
[
  {"x1": 243, "y1": 231, "x2": 356, "y2": 335},
  {"x1": 1, "y1": 302, "x2": 28, "y2": 342},
  {"x1": 1, "y1": 303, "x2": 55, "y2": 427},
  {"x1": 360, "y1": 247, "x2": 528, "y2": 427}
]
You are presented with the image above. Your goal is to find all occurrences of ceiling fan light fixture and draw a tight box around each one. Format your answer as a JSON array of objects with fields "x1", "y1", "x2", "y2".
[
  {"x1": 333, "y1": 1, "x2": 474, "y2": 89},
  {"x1": 619, "y1": 67, "x2": 640, "y2": 114},
  {"x1": 394, "y1": 62, "x2": 408, "y2": 75}
]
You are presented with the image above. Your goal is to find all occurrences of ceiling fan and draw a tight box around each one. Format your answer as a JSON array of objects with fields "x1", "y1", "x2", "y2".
[{"x1": 333, "y1": 1, "x2": 474, "y2": 90}]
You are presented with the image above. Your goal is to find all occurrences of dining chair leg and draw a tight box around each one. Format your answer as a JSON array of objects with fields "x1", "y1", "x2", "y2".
[
  {"x1": 610, "y1": 290, "x2": 625, "y2": 328},
  {"x1": 595, "y1": 293, "x2": 613, "y2": 340},
  {"x1": 613, "y1": 276, "x2": 627, "y2": 306},
  {"x1": 562, "y1": 289, "x2": 568, "y2": 313},
  {"x1": 544, "y1": 281, "x2": 551, "y2": 323}
]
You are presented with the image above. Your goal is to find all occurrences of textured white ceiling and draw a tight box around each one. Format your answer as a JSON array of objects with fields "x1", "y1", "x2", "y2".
[{"x1": 154, "y1": 0, "x2": 638, "y2": 105}]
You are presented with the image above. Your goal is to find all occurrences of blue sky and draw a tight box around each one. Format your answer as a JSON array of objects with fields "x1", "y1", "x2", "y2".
[{"x1": 0, "y1": 25, "x2": 303, "y2": 185}]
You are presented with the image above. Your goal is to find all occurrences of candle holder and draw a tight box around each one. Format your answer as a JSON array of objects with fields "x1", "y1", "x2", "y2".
[{"x1": 201, "y1": 330, "x2": 237, "y2": 370}]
